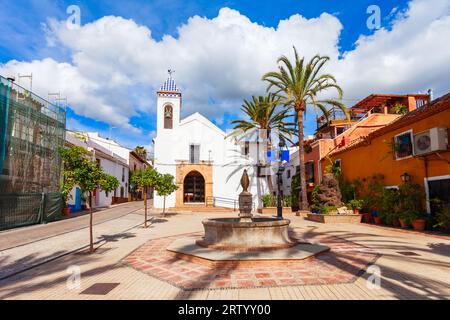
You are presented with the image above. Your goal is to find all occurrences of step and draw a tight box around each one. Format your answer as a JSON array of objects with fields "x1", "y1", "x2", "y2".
[{"x1": 168, "y1": 206, "x2": 236, "y2": 213}]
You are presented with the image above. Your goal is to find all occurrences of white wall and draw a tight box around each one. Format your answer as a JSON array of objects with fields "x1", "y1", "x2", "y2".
[
  {"x1": 153, "y1": 110, "x2": 270, "y2": 209},
  {"x1": 65, "y1": 132, "x2": 129, "y2": 209}
]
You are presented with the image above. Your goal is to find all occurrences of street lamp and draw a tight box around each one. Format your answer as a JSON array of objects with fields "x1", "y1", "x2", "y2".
[
  {"x1": 400, "y1": 172, "x2": 412, "y2": 183},
  {"x1": 276, "y1": 136, "x2": 287, "y2": 220}
]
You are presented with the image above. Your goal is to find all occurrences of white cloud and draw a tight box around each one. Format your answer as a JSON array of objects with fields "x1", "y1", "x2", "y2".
[
  {"x1": 335, "y1": 0, "x2": 450, "y2": 99},
  {"x1": 1, "y1": 0, "x2": 449, "y2": 134}
]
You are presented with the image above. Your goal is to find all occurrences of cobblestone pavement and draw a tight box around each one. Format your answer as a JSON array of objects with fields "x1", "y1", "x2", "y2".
[
  {"x1": 0, "y1": 209, "x2": 449, "y2": 300},
  {"x1": 123, "y1": 231, "x2": 379, "y2": 290}
]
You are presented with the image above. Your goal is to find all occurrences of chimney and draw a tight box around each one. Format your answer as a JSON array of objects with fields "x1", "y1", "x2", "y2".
[{"x1": 427, "y1": 89, "x2": 433, "y2": 102}]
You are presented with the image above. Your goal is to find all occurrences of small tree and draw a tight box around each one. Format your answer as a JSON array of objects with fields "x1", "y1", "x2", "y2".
[
  {"x1": 59, "y1": 146, "x2": 120, "y2": 253},
  {"x1": 130, "y1": 167, "x2": 158, "y2": 227},
  {"x1": 154, "y1": 173, "x2": 178, "y2": 216}
]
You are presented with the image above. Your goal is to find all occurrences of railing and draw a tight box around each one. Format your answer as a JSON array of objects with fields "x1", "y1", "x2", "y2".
[{"x1": 206, "y1": 196, "x2": 256, "y2": 212}]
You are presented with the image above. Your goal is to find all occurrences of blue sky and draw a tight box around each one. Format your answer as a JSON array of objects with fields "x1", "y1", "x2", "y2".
[{"x1": 1, "y1": 0, "x2": 447, "y2": 153}]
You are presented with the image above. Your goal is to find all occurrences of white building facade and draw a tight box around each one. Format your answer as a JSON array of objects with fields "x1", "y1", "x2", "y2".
[
  {"x1": 66, "y1": 131, "x2": 129, "y2": 209},
  {"x1": 153, "y1": 76, "x2": 271, "y2": 210}
]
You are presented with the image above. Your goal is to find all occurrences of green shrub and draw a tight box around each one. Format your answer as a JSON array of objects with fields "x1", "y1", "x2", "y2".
[
  {"x1": 380, "y1": 188, "x2": 400, "y2": 225},
  {"x1": 261, "y1": 194, "x2": 275, "y2": 207},
  {"x1": 348, "y1": 199, "x2": 365, "y2": 210},
  {"x1": 433, "y1": 201, "x2": 450, "y2": 230},
  {"x1": 261, "y1": 194, "x2": 292, "y2": 207},
  {"x1": 291, "y1": 174, "x2": 299, "y2": 210},
  {"x1": 319, "y1": 205, "x2": 337, "y2": 215}
]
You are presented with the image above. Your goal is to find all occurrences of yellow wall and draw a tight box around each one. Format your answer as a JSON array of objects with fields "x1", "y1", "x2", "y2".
[{"x1": 322, "y1": 108, "x2": 450, "y2": 187}]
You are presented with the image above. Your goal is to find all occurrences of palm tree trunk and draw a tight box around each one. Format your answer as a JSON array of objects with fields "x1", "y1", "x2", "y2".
[
  {"x1": 144, "y1": 186, "x2": 148, "y2": 228},
  {"x1": 297, "y1": 110, "x2": 309, "y2": 211},
  {"x1": 89, "y1": 191, "x2": 94, "y2": 253}
]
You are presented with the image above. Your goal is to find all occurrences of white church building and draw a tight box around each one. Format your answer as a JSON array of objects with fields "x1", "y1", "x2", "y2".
[{"x1": 153, "y1": 75, "x2": 272, "y2": 210}]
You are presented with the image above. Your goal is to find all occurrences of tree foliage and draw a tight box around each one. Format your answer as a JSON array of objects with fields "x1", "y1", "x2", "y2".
[
  {"x1": 59, "y1": 146, "x2": 119, "y2": 201},
  {"x1": 154, "y1": 173, "x2": 178, "y2": 197},
  {"x1": 130, "y1": 167, "x2": 158, "y2": 191},
  {"x1": 230, "y1": 93, "x2": 295, "y2": 143}
]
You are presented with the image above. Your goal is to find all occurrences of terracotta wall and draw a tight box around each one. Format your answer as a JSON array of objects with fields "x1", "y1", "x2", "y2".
[{"x1": 322, "y1": 107, "x2": 450, "y2": 187}]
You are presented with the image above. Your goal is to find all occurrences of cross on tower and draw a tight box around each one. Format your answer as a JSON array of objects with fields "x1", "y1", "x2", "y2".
[{"x1": 168, "y1": 69, "x2": 175, "y2": 78}]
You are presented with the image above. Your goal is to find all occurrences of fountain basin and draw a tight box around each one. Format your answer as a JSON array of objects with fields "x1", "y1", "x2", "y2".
[{"x1": 196, "y1": 217, "x2": 296, "y2": 251}]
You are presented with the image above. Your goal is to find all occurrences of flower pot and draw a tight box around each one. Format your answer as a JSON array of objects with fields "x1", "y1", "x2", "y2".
[
  {"x1": 353, "y1": 208, "x2": 360, "y2": 215},
  {"x1": 393, "y1": 219, "x2": 401, "y2": 228},
  {"x1": 412, "y1": 219, "x2": 426, "y2": 231},
  {"x1": 374, "y1": 217, "x2": 383, "y2": 225},
  {"x1": 399, "y1": 218, "x2": 409, "y2": 229},
  {"x1": 64, "y1": 207, "x2": 71, "y2": 216}
]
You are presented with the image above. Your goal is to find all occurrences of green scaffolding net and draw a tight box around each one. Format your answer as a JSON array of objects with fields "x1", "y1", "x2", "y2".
[{"x1": 0, "y1": 75, "x2": 66, "y2": 230}]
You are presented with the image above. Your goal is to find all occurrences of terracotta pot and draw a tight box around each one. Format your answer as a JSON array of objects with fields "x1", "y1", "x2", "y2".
[
  {"x1": 374, "y1": 217, "x2": 383, "y2": 225},
  {"x1": 399, "y1": 218, "x2": 409, "y2": 229},
  {"x1": 64, "y1": 207, "x2": 71, "y2": 216},
  {"x1": 412, "y1": 219, "x2": 426, "y2": 231},
  {"x1": 353, "y1": 208, "x2": 360, "y2": 215},
  {"x1": 393, "y1": 219, "x2": 401, "y2": 228}
]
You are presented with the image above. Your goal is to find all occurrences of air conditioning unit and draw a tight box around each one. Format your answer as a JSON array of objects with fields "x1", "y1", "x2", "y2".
[{"x1": 413, "y1": 127, "x2": 448, "y2": 156}]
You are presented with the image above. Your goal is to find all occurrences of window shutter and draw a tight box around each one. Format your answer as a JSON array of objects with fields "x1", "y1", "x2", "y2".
[{"x1": 190, "y1": 144, "x2": 200, "y2": 164}]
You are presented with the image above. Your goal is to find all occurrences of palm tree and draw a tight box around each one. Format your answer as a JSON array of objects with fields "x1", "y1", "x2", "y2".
[
  {"x1": 134, "y1": 146, "x2": 148, "y2": 159},
  {"x1": 230, "y1": 93, "x2": 294, "y2": 144},
  {"x1": 262, "y1": 47, "x2": 347, "y2": 211},
  {"x1": 230, "y1": 93, "x2": 294, "y2": 193}
]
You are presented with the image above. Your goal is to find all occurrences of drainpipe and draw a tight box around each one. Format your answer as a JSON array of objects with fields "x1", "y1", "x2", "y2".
[{"x1": 424, "y1": 156, "x2": 430, "y2": 213}]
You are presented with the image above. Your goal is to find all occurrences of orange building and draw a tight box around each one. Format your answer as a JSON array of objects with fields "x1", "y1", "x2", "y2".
[
  {"x1": 322, "y1": 93, "x2": 450, "y2": 213},
  {"x1": 301, "y1": 93, "x2": 429, "y2": 189}
]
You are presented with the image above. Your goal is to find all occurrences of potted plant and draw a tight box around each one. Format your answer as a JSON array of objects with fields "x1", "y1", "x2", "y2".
[
  {"x1": 380, "y1": 188, "x2": 401, "y2": 227},
  {"x1": 348, "y1": 199, "x2": 364, "y2": 215},
  {"x1": 371, "y1": 210, "x2": 383, "y2": 225},
  {"x1": 411, "y1": 212, "x2": 428, "y2": 231},
  {"x1": 399, "y1": 210, "x2": 412, "y2": 229}
]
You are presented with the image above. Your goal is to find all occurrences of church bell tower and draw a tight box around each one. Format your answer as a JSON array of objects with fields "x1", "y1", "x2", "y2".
[{"x1": 156, "y1": 70, "x2": 181, "y2": 133}]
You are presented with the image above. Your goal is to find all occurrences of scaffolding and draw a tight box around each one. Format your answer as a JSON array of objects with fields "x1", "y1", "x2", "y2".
[{"x1": 0, "y1": 75, "x2": 66, "y2": 230}]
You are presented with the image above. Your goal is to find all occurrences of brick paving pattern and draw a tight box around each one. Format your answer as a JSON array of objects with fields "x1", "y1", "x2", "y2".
[{"x1": 123, "y1": 230, "x2": 379, "y2": 290}]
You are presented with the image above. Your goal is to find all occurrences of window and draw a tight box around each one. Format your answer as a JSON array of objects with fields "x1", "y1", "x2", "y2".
[
  {"x1": 189, "y1": 144, "x2": 200, "y2": 164},
  {"x1": 243, "y1": 141, "x2": 250, "y2": 156},
  {"x1": 394, "y1": 131, "x2": 414, "y2": 159},
  {"x1": 120, "y1": 186, "x2": 124, "y2": 198},
  {"x1": 333, "y1": 159, "x2": 341, "y2": 169},
  {"x1": 427, "y1": 176, "x2": 450, "y2": 214},
  {"x1": 305, "y1": 161, "x2": 315, "y2": 184},
  {"x1": 286, "y1": 169, "x2": 291, "y2": 179},
  {"x1": 122, "y1": 167, "x2": 125, "y2": 182},
  {"x1": 164, "y1": 105, "x2": 173, "y2": 129},
  {"x1": 336, "y1": 126, "x2": 346, "y2": 136},
  {"x1": 133, "y1": 164, "x2": 136, "y2": 171}
]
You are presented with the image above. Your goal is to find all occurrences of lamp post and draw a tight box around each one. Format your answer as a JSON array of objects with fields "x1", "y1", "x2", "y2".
[
  {"x1": 276, "y1": 137, "x2": 286, "y2": 220},
  {"x1": 400, "y1": 172, "x2": 412, "y2": 183}
]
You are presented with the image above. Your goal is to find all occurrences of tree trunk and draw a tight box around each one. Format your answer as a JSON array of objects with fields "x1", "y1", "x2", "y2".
[
  {"x1": 297, "y1": 110, "x2": 309, "y2": 211},
  {"x1": 162, "y1": 196, "x2": 166, "y2": 216},
  {"x1": 89, "y1": 191, "x2": 94, "y2": 253},
  {"x1": 144, "y1": 186, "x2": 148, "y2": 228}
]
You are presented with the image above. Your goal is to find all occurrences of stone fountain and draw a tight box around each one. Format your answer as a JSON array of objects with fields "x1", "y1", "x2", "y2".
[
  {"x1": 196, "y1": 169, "x2": 296, "y2": 251},
  {"x1": 167, "y1": 170, "x2": 329, "y2": 266}
]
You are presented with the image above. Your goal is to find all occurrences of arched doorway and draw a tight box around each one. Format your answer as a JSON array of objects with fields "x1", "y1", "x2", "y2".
[{"x1": 183, "y1": 171, "x2": 205, "y2": 203}]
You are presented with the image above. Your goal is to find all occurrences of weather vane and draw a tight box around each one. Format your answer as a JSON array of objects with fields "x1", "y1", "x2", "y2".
[{"x1": 168, "y1": 69, "x2": 175, "y2": 77}]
